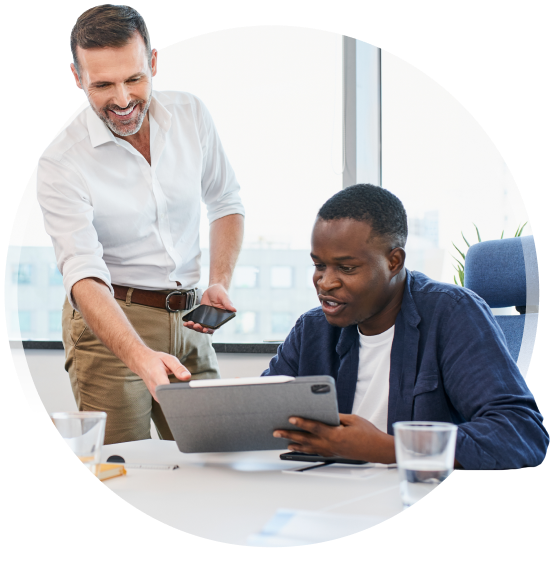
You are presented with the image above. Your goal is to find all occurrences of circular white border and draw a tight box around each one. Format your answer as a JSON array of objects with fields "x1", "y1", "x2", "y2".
[{"x1": 5, "y1": 25, "x2": 527, "y2": 561}]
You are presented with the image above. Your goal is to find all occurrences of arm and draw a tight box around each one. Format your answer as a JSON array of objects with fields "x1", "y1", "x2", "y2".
[
  {"x1": 184, "y1": 97, "x2": 246, "y2": 333},
  {"x1": 183, "y1": 213, "x2": 244, "y2": 333},
  {"x1": 440, "y1": 295, "x2": 549, "y2": 469},
  {"x1": 72, "y1": 278, "x2": 190, "y2": 402},
  {"x1": 37, "y1": 158, "x2": 189, "y2": 402}
]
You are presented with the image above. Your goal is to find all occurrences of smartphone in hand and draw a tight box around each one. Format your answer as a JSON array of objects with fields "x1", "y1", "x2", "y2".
[
  {"x1": 182, "y1": 304, "x2": 236, "y2": 330},
  {"x1": 279, "y1": 452, "x2": 367, "y2": 464}
]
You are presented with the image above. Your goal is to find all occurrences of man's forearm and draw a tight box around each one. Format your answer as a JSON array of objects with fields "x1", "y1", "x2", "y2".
[
  {"x1": 71, "y1": 278, "x2": 149, "y2": 374},
  {"x1": 208, "y1": 213, "x2": 244, "y2": 289}
]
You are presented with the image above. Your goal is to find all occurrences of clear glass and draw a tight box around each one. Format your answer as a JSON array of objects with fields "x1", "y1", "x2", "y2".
[
  {"x1": 393, "y1": 421, "x2": 457, "y2": 508},
  {"x1": 51, "y1": 412, "x2": 107, "y2": 476}
]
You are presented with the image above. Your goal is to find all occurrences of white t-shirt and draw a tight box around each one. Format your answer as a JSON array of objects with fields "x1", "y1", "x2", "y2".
[{"x1": 352, "y1": 325, "x2": 395, "y2": 433}]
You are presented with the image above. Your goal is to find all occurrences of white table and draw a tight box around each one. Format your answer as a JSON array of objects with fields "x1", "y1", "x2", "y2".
[{"x1": 101, "y1": 440, "x2": 404, "y2": 545}]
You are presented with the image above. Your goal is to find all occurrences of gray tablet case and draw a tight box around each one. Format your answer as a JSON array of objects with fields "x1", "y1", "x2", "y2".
[{"x1": 156, "y1": 376, "x2": 339, "y2": 453}]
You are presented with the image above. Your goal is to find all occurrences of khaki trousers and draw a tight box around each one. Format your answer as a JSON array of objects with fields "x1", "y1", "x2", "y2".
[{"x1": 61, "y1": 295, "x2": 220, "y2": 445}]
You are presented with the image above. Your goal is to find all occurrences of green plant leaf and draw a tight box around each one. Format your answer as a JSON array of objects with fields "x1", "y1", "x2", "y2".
[
  {"x1": 500, "y1": 230, "x2": 504, "y2": 239},
  {"x1": 454, "y1": 275, "x2": 459, "y2": 286},
  {"x1": 515, "y1": 221, "x2": 528, "y2": 237},
  {"x1": 473, "y1": 223, "x2": 482, "y2": 243},
  {"x1": 452, "y1": 243, "x2": 466, "y2": 260},
  {"x1": 461, "y1": 231, "x2": 471, "y2": 248},
  {"x1": 451, "y1": 256, "x2": 464, "y2": 269}
]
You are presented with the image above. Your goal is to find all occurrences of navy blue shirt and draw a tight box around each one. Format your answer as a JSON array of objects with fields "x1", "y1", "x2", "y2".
[{"x1": 263, "y1": 270, "x2": 549, "y2": 470}]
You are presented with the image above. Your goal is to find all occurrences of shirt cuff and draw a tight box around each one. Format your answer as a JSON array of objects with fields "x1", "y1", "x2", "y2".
[
  {"x1": 62, "y1": 255, "x2": 113, "y2": 310},
  {"x1": 207, "y1": 203, "x2": 245, "y2": 224}
]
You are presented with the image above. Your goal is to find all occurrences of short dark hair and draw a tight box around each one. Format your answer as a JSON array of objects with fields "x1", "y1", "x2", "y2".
[
  {"x1": 317, "y1": 184, "x2": 408, "y2": 248},
  {"x1": 70, "y1": 4, "x2": 151, "y2": 76}
]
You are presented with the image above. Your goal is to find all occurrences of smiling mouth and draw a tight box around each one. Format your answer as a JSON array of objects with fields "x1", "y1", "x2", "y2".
[
  {"x1": 109, "y1": 104, "x2": 137, "y2": 118},
  {"x1": 319, "y1": 297, "x2": 346, "y2": 315}
]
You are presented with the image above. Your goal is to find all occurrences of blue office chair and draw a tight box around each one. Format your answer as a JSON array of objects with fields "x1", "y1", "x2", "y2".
[{"x1": 464, "y1": 235, "x2": 539, "y2": 377}]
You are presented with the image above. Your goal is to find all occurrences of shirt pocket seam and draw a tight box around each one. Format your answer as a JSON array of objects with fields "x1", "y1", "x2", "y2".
[
  {"x1": 70, "y1": 311, "x2": 88, "y2": 347},
  {"x1": 413, "y1": 371, "x2": 439, "y2": 396}
]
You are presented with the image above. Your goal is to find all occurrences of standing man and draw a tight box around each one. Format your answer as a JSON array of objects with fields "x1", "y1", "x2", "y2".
[{"x1": 37, "y1": 5, "x2": 245, "y2": 444}]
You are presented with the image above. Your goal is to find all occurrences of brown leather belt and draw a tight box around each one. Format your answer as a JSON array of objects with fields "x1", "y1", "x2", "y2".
[{"x1": 113, "y1": 284, "x2": 199, "y2": 312}]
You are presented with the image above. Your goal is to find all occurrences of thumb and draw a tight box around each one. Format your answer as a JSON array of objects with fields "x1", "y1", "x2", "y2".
[{"x1": 162, "y1": 354, "x2": 191, "y2": 381}]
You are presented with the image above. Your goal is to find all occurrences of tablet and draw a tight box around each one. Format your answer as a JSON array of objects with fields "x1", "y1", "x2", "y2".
[{"x1": 156, "y1": 376, "x2": 339, "y2": 453}]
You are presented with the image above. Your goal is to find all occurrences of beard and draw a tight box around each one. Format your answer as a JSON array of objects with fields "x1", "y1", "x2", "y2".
[{"x1": 93, "y1": 89, "x2": 152, "y2": 137}]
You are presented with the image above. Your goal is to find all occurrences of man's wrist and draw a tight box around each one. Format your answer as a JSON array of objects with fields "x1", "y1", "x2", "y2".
[
  {"x1": 207, "y1": 280, "x2": 230, "y2": 292},
  {"x1": 126, "y1": 343, "x2": 154, "y2": 375},
  {"x1": 359, "y1": 431, "x2": 396, "y2": 464}
]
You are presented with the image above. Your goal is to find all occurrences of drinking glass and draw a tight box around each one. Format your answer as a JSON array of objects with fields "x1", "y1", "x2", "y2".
[
  {"x1": 393, "y1": 421, "x2": 457, "y2": 508},
  {"x1": 51, "y1": 412, "x2": 107, "y2": 476}
]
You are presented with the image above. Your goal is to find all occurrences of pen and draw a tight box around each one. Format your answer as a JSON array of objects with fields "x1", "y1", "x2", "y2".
[{"x1": 293, "y1": 462, "x2": 335, "y2": 472}]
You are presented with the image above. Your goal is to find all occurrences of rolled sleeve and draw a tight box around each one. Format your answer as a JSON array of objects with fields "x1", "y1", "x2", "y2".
[
  {"x1": 37, "y1": 156, "x2": 113, "y2": 310},
  {"x1": 195, "y1": 98, "x2": 245, "y2": 223}
]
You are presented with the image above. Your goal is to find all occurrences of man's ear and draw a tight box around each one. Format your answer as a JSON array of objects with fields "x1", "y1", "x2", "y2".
[
  {"x1": 389, "y1": 247, "x2": 406, "y2": 276},
  {"x1": 150, "y1": 48, "x2": 158, "y2": 78},
  {"x1": 70, "y1": 63, "x2": 83, "y2": 90}
]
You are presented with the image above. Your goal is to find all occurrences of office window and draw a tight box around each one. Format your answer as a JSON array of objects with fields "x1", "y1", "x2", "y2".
[
  {"x1": 234, "y1": 312, "x2": 258, "y2": 335},
  {"x1": 306, "y1": 267, "x2": 314, "y2": 289},
  {"x1": 381, "y1": 51, "x2": 529, "y2": 283},
  {"x1": 233, "y1": 266, "x2": 259, "y2": 289},
  {"x1": 271, "y1": 312, "x2": 293, "y2": 334},
  {"x1": 48, "y1": 264, "x2": 63, "y2": 285},
  {"x1": 11, "y1": 27, "x2": 340, "y2": 343},
  {"x1": 270, "y1": 267, "x2": 293, "y2": 289},
  {"x1": 48, "y1": 311, "x2": 62, "y2": 333},
  {"x1": 17, "y1": 311, "x2": 32, "y2": 333},
  {"x1": 12, "y1": 264, "x2": 32, "y2": 285}
]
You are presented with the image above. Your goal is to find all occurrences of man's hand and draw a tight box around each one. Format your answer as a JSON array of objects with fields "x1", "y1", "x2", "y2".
[
  {"x1": 183, "y1": 283, "x2": 236, "y2": 334},
  {"x1": 72, "y1": 278, "x2": 191, "y2": 402},
  {"x1": 273, "y1": 413, "x2": 396, "y2": 464},
  {"x1": 131, "y1": 349, "x2": 191, "y2": 402}
]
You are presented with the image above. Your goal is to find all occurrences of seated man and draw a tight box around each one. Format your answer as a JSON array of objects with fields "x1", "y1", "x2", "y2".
[{"x1": 266, "y1": 184, "x2": 549, "y2": 470}]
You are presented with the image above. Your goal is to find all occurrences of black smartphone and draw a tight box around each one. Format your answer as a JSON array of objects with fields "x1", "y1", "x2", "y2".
[
  {"x1": 279, "y1": 451, "x2": 367, "y2": 465},
  {"x1": 182, "y1": 305, "x2": 236, "y2": 330}
]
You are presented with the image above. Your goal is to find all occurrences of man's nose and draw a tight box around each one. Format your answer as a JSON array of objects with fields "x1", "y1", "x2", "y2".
[
  {"x1": 316, "y1": 270, "x2": 341, "y2": 292},
  {"x1": 112, "y1": 83, "x2": 132, "y2": 109}
]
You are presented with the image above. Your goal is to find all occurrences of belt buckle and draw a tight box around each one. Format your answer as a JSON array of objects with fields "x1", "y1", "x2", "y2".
[
  {"x1": 186, "y1": 288, "x2": 197, "y2": 311},
  {"x1": 165, "y1": 289, "x2": 197, "y2": 313},
  {"x1": 165, "y1": 290, "x2": 184, "y2": 313}
]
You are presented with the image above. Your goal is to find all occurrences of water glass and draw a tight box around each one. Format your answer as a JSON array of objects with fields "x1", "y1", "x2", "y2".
[
  {"x1": 51, "y1": 412, "x2": 107, "y2": 476},
  {"x1": 393, "y1": 421, "x2": 457, "y2": 508}
]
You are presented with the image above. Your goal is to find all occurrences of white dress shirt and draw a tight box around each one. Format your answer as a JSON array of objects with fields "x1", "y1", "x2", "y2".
[
  {"x1": 352, "y1": 325, "x2": 394, "y2": 433},
  {"x1": 37, "y1": 91, "x2": 244, "y2": 309}
]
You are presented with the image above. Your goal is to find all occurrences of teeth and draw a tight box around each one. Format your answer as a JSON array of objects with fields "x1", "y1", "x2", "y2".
[
  {"x1": 113, "y1": 105, "x2": 134, "y2": 116},
  {"x1": 327, "y1": 301, "x2": 338, "y2": 306}
]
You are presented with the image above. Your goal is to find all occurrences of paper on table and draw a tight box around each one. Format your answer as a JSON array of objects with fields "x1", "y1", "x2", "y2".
[
  {"x1": 282, "y1": 463, "x2": 396, "y2": 480},
  {"x1": 247, "y1": 508, "x2": 385, "y2": 547}
]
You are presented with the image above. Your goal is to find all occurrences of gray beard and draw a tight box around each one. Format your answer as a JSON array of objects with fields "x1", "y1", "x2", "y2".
[{"x1": 93, "y1": 90, "x2": 152, "y2": 137}]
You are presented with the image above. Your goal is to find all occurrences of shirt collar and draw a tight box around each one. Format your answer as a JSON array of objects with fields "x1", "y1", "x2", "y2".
[
  {"x1": 400, "y1": 270, "x2": 421, "y2": 327},
  {"x1": 86, "y1": 90, "x2": 172, "y2": 149}
]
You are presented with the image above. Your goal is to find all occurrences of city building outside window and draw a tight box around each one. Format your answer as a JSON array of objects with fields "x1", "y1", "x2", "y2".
[{"x1": 7, "y1": 29, "x2": 528, "y2": 343}]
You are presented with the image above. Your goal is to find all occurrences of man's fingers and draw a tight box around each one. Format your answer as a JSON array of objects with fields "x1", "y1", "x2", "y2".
[
  {"x1": 202, "y1": 284, "x2": 236, "y2": 312},
  {"x1": 273, "y1": 429, "x2": 314, "y2": 447},
  {"x1": 338, "y1": 413, "x2": 357, "y2": 426},
  {"x1": 183, "y1": 321, "x2": 213, "y2": 334},
  {"x1": 161, "y1": 354, "x2": 191, "y2": 381},
  {"x1": 288, "y1": 416, "x2": 327, "y2": 436}
]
